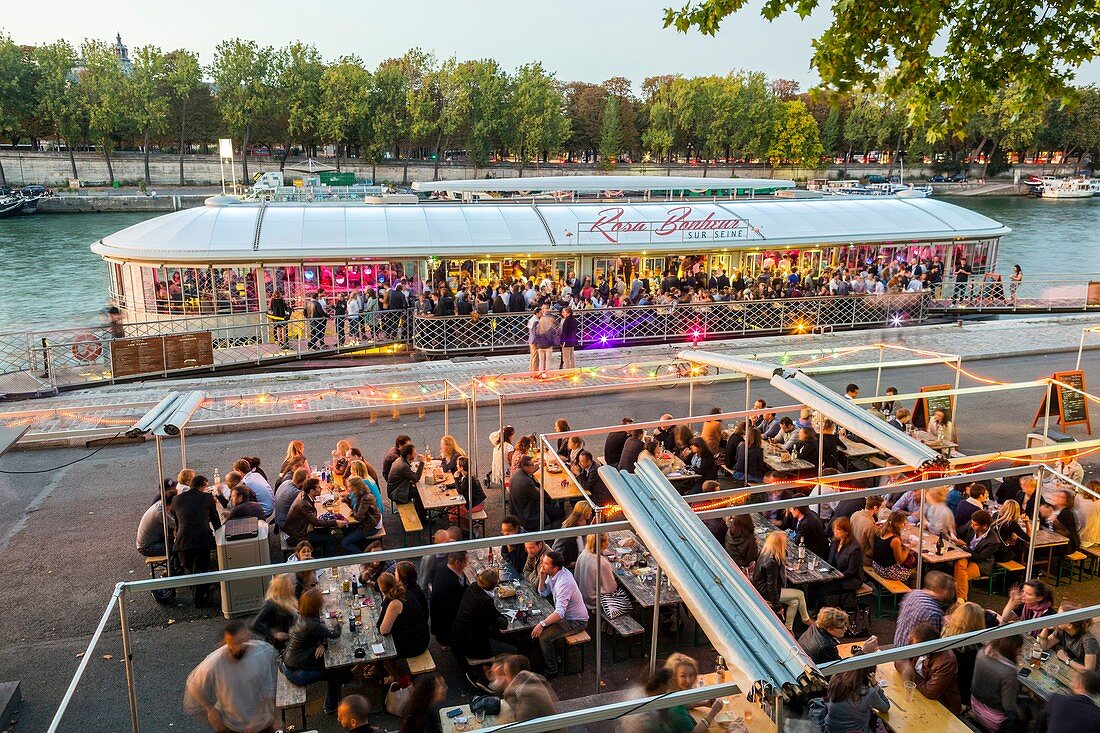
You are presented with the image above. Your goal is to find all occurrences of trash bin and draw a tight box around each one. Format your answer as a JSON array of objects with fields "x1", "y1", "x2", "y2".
[{"x1": 215, "y1": 518, "x2": 271, "y2": 619}]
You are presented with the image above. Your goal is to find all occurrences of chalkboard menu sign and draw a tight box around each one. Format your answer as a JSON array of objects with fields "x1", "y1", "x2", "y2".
[
  {"x1": 110, "y1": 337, "x2": 166, "y2": 378},
  {"x1": 164, "y1": 332, "x2": 214, "y2": 372},
  {"x1": 1032, "y1": 370, "x2": 1092, "y2": 434},
  {"x1": 912, "y1": 384, "x2": 954, "y2": 430}
]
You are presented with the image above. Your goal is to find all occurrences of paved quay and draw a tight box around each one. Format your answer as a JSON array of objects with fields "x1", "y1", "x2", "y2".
[{"x1": 3, "y1": 314, "x2": 1098, "y2": 445}]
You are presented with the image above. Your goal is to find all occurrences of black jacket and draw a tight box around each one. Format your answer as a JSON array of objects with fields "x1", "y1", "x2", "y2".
[
  {"x1": 429, "y1": 565, "x2": 468, "y2": 645},
  {"x1": 171, "y1": 489, "x2": 221, "y2": 551},
  {"x1": 283, "y1": 616, "x2": 341, "y2": 671},
  {"x1": 454, "y1": 471, "x2": 486, "y2": 508},
  {"x1": 752, "y1": 553, "x2": 785, "y2": 610},
  {"x1": 733, "y1": 444, "x2": 765, "y2": 481},
  {"x1": 603, "y1": 431, "x2": 629, "y2": 468},
  {"x1": 793, "y1": 510, "x2": 830, "y2": 560},
  {"x1": 827, "y1": 539, "x2": 864, "y2": 591},
  {"x1": 723, "y1": 433, "x2": 745, "y2": 471},
  {"x1": 798, "y1": 623, "x2": 841, "y2": 664},
  {"x1": 1050, "y1": 507, "x2": 1081, "y2": 552},
  {"x1": 387, "y1": 288, "x2": 408, "y2": 310},
  {"x1": 452, "y1": 583, "x2": 508, "y2": 662},
  {"x1": 284, "y1": 492, "x2": 337, "y2": 545},
  {"x1": 1038, "y1": 694, "x2": 1100, "y2": 733},
  {"x1": 576, "y1": 464, "x2": 613, "y2": 507},
  {"x1": 251, "y1": 600, "x2": 295, "y2": 648},
  {"x1": 507, "y1": 470, "x2": 547, "y2": 531},
  {"x1": 617, "y1": 436, "x2": 645, "y2": 472},
  {"x1": 560, "y1": 314, "x2": 579, "y2": 347},
  {"x1": 387, "y1": 457, "x2": 424, "y2": 504}
]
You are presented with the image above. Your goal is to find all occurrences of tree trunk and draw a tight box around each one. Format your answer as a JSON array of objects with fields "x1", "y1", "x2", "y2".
[
  {"x1": 703, "y1": 158, "x2": 709, "y2": 177},
  {"x1": 371, "y1": 162, "x2": 377, "y2": 183},
  {"x1": 980, "y1": 140, "x2": 998, "y2": 179},
  {"x1": 143, "y1": 127, "x2": 152, "y2": 185},
  {"x1": 178, "y1": 102, "x2": 187, "y2": 186},
  {"x1": 402, "y1": 146, "x2": 409, "y2": 184},
  {"x1": 334, "y1": 143, "x2": 341, "y2": 172},
  {"x1": 68, "y1": 144, "x2": 78, "y2": 179},
  {"x1": 433, "y1": 131, "x2": 444, "y2": 181},
  {"x1": 279, "y1": 142, "x2": 290, "y2": 172},
  {"x1": 665, "y1": 151, "x2": 671, "y2": 175},
  {"x1": 241, "y1": 126, "x2": 251, "y2": 183},
  {"x1": 104, "y1": 147, "x2": 115, "y2": 185}
]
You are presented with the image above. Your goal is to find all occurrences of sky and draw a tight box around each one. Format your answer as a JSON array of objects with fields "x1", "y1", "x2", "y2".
[{"x1": 6, "y1": 0, "x2": 1100, "y2": 91}]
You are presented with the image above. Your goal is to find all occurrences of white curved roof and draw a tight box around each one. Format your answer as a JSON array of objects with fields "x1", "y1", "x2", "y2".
[
  {"x1": 411, "y1": 175, "x2": 794, "y2": 192},
  {"x1": 91, "y1": 197, "x2": 1010, "y2": 265}
]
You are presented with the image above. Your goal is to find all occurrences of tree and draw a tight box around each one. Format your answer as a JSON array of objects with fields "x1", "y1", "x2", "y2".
[
  {"x1": 642, "y1": 75, "x2": 681, "y2": 173},
  {"x1": 369, "y1": 60, "x2": 410, "y2": 181},
  {"x1": 598, "y1": 96, "x2": 622, "y2": 169},
  {"x1": 79, "y1": 39, "x2": 130, "y2": 184},
  {"x1": 32, "y1": 40, "x2": 80, "y2": 178},
  {"x1": 0, "y1": 33, "x2": 35, "y2": 184},
  {"x1": 129, "y1": 45, "x2": 170, "y2": 185},
  {"x1": 211, "y1": 38, "x2": 273, "y2": 182},
  {"x1": 164, "y1": 49, "x2": 202, "y2": 184},
  {"x1": 564, "y1": 82, "x2": 605, "y2": 162},
  {"x1": 820, "y1": 105, "x2": 842, "y2": 160},
  {"x1": 1062, "y1": 86, "x2": 1100, "y2": 166},
  {"x1": 664, "y1": 0, "x2": 1100, "y2": 141},
  {"x1": 276, "y1": 42, "x2": 325, "y2": 169},
  {"x1": 509, "y1": 62, "x2": 569, "y2": 175},
  {"x1": 452, "y1": 59, "x2": 509, "y2": 176},
  {"x1": 727, "y1": 71, "x2": 778, "y2": 169},
  {"x1": 768, "y1": 99, "x2": 824, "y2": 168},
  {"x1": 965, "y1": 87, "x2": 1043, "y2": 177},
  {"x1": 318, "y1": 57, "x2": 371, "y2": 175}
]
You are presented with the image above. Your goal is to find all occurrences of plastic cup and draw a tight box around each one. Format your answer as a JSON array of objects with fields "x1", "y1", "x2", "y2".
[{"x1": 904, "y1": 681, "x2": 916, "y2": 702}]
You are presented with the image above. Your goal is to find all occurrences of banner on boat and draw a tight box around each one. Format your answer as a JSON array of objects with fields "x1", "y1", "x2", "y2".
[{"x1": 577, "y1": 206, "x2": 760, "y2": 245}]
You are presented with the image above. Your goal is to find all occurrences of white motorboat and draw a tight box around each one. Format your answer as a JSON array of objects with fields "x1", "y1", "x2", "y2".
[{"x1": 1039, "y1": 179, "x2": 1095, "y2": 199}]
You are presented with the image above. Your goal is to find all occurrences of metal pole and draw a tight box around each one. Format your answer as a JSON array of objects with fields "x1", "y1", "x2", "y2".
[
  {"x1": 179, "y1": 429, "x2": 187, "y2": 469},
  {"x1": 593, "y1": 508, "x2": 603, "y2": 694},
  {"x1": 649, "y1": 563, "x2": 663, "y2": 676},
  {"x1": 915, "y1": 483, "x2": 925, "y2": 585},
  {"x1": 156, "y1": 435, "x2": 172, "y2": 578},
  {"x1": 470, "y1": 380, "x2": 478, "y2": 482},
  {"x1": 1026, "y1": 465, "x2": 1046, "y2": 580},
  {"x1": 744, "y1": 376, "x2": 752, "y2": 434},
  {"x1": 1042, "y1": 380, "x2": 1053, "y2": 446},
  {"x1": 688, "y1": 375, "x2": 695, "y2": 416},
  {"x1": 499, "y1": 394, "x2": 505, "y2": 510},
  {"x1": 874, "y1": 345, "x2": 884, "y2": 395},
  {"x1": 444, "y1": 381, "x2": 450, "y2": 436},
  {"x1": 1076, "y1": 329, "x2": 1087, "y2": 371},
  {"x1": 953, "y1": 356, "x2": 963, "y2": 443},
  {"x1": 119, "y1": 586, "x2": 141, "y2": 733},
  {"x1": 539, "y1": 433, "x2": 547, "y2": 532}
]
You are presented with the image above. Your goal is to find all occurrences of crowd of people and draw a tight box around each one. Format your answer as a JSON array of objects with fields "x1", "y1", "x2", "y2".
[{"x1": 149, "y1": 375, "x2": 1099, "y2": 733}]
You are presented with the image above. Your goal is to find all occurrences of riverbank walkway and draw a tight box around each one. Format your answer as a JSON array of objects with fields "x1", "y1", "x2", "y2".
[{"x1": 2, "y1": 313, "x2": 1097, "y2": 446}]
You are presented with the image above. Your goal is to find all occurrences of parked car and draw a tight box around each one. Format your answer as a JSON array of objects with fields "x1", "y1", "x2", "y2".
[
  {"x1": 950, "y1": 173, "x2": 967, "y2": 183},
  {"x1": 928, "y1": 175, "x2": 947, "y2": 183},
  {"x1": 866, "y1": 174, "x2": 887, "y2": 184}
]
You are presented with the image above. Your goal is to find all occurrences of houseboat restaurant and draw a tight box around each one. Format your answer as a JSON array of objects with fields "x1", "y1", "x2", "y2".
[{"x1": 90, "y1": 181, "x2": 1010, "y2": 322}]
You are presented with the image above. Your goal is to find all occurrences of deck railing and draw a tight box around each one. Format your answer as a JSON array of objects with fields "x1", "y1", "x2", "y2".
[{"x1": 935, "y1": 276, "x2": 1100, "y2": 312}]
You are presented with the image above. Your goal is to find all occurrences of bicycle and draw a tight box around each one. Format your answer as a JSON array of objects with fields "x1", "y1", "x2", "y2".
[{"x1": 655, "y1": 359, "x2": 716, "y2": 388}]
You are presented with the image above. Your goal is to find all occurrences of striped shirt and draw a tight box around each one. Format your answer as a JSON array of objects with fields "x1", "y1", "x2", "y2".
[{"x1": 893, "y1": 590, "x2": 945, "y2": 647}]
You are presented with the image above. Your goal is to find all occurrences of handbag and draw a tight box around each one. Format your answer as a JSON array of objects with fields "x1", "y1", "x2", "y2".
[
  {"x1": 470, "y1": 695, "x2": 502, "y2": 716},
  {"x1": 599, "y1": 588, "x2": 633, "y2": 619},
  {"x1": 385, "y1": 680, "x2": 414, "y2": 716},
  {"x1": 902, "y1": 549, "x2": 918, "y2": 569}
]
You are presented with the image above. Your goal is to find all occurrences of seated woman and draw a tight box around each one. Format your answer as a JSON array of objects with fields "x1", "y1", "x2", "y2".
[
  {"x1": 1039, "y1": 602, "x2": 1099, "y2": 672},
  {"x1": 942, "y1": 601, "x2": 999, "y2": 707},
  {"x1": 638, "y1": 667, "x2": 723, "y2": 733},
  {"x1": 810, "y1": 517, "x2": 864, "y2": 613},
  {"x1": 870, "y1": 511, "x2": 914, "y2": 583},
  {"x1": 288, "y1": 541, "x2": 319, "y2": 597},
  {"x1": 398, "y1": 673, "x2": 447, "y2": 733},
  {"x1": 377, "y1": 572, "x2": 430, "y2": 683},
  {"x1": 998, "y1": 579, "x2": 1055, "y2": 630},
  {"x1": 731, "y1": 427, "x2": 765, "y2": 486},
  {"x1": 251, "y1": 573, "x2": 298, "y2": 650},
  {"x1": 823, "y1": 668, "x2": 889, "y2": 733},
  {"x1": 347, "y1": 460, "x2": 385, "y2": 535},
  {"x1": 358, "y1": 540, "x2": 396, "y2": 589},
  {"x1": 724, "y1": 514, "x2": 759, "y2": 569},
  {"x1": 575, "y1": 533, "x2": 617, "y2": 613},
  {"x1": 438, "y1": 434, "x2": 465, "y2": 475},
  {"x1": 991, "y1": 500, "x2": 1030, "y2": 564},
  {"x1": 551, "y1": 501, "x2": 592, "y2": 569},
  {"x1": 685, "y1": 437, "x2": 717, "y2": 494},
  {"x1": 921, "y1": 486, "x2": 956, "y2": 537},
  {"x1": 448, "y1": 456, "x2": 486, "y2": 530},
  {"x1": 970, "y1": 635, "x2": 1024, "y2": 733},
  {"x1": 897, "y1": 623, "x2": 962, "y2": 714},
  {"x1": 282, "y1": 587, "x2": 350, "y2": 714},
  {"x1": 722, "y1": 422, "x2": 747, "y2": 472},
  {"x1": 510, "y1": 435, "x2": 534, "y2": 476},
  {"x1": 786, "y1": 427, "x2": 819, "y2": 464},
  {"x1": 339, "y1": 476, "x2": 384, "y2": 554},
  {"x1": 752, "y1": 531, "x2": 811, "y2": 631}
]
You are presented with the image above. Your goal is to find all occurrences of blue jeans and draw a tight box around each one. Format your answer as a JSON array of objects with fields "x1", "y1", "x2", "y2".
[
  {"x1": 282, "y1": 665, "x2": 345, "y2": 712},
  {"x1": 340, "y1": 524, "x2": 383, "y2": 554}
]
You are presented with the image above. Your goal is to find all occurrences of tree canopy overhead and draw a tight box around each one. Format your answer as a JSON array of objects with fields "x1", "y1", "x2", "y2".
[{"x1": 663, "y1": 0, "x2": 1100, "y2": 140}]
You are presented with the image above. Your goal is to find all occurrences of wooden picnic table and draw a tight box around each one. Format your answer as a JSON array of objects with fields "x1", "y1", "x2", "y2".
[
  {"x1": 834, "y1": 646, "x2": 972, "y2": 733},
  {"x1": 438, "y1": 701, "x2": 512, "y2": 733},
  {"x1": 901, "y1": 525, "x2": 971, "y2": 564},
  {"x1": 913, "y1": 430, "x2": 958, "y2": 456},
  {"x1": 464, "y1": 555, "x2": 556, "y2": 633},
  {"x1": 839, "y1": 435, "x2": 881, "y2": 458},
  {"x1": 317, "y1": 566, "x2": 396, "y2": 669},
  {"x1": 1020, "y1": 637, "x2": 1075, "y2": 701},
  {"x1": 418, "y1": 461, "x2": 466, "y2": 511},
  {"x1": 750, "y1": 515, "x2": 843, "y2": 585},
  {"x1": 607, "y1": 530, "x2": 683, "y2": 607},
  {"x1": 762, "y1": 444, "x2": 814, "y2": 473},
  {"x1": 690, "y1": 672, "x2": 776, "y2": 733}
]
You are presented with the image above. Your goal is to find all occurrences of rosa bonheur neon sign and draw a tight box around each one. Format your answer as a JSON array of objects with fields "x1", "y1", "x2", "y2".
[{"x1": 586, "y1": 206, "x2": 752, "y2": 243}]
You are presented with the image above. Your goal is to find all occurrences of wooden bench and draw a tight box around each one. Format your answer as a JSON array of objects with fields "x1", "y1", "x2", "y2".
[
  {"x1": 865, "y1": 568, "x2": 910, "y2": 617},
  {"x1": 987, "y1": 560, "x2": 1025, "y2": 594},
  {"x1": 143, "y1": 555, "x2": 168, "y2": 578},
  {"x1": 397, "y1": 503, "x2": 425, "y2": 546},
  {"x1": 276, "y1": 670, "x2": 307, "y2": 730},
  {"x1": 407, "y1": 649, "x2": 437, "y2": 675},
  {"x1": 470, "y1": 508, "x2": 488, "y2": 538},
  {"x1": 563, "y1": 630, "x2": 591, "y2": 674},
  {"x1": 1055, "y1": 551, "x2": 1089, "y2": 586},
  {"x1": 1082, "y1": 546, "x2": 1100, "y2": 575},
  {"x1": 601, "y1": 608, "x2": 644, "y2": 661},
  {"x1": 279, "y1": 532, "x2": 295, "y2": 559}
]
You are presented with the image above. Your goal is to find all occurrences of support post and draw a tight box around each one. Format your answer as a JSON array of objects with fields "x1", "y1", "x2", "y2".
[
  {"x1": 444, "y1": 381, "x2": 449, "y2": 436},
  {"x1": 954, "y1": 356, "x2": 963, "y2": 443},
  {"x1": 915, "y1": 483, "x2": 925, "y2": 585},
  {"x1": 1076, "y1": 329, "x2": 1087, "y2": 371},
  {"x1": 119, "y1": 586, "x2": 141, "y2": 733},
  {"x1": 688, "y1": 375, "x2": 695, "y2": 417},
  {"x1": 874, "y1": 345, "x2": 885, "y2": 396},
  {"x1": 156, "y1": 435, "x2": 171, "y2": 578},
  {"x1": 539, "y1": 434, "x2": 546, "y2": 532},
  {"x1": 179, "y1": 429, "x2": 187, "y2": 469},
  {"x1": 649, "y1": 564, "x2": 663, "y2": 676},
  {"x1": 593, "y1": 511, "x2": 603, "y2": 694},
  {"x1": 1026, "y1": 465, "x2": 1045, "y2": 580}
]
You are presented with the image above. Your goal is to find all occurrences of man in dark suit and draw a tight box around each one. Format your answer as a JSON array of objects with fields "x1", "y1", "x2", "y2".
[
  {"x1": 887, "y1": 407, "x2": 911, "y2": 431},
  {"x1": 387, "y1": 283, "x2": 408, "y2": 311},
  {"x1": 784, "y1": 506, "x2": 829, "y2": 559},
  {"x1": 507, "y1": 456, "x2": 549, "y2": 531},
  {"x1": 171, "y1": 471, "x2": 221, "y2": 607},
  {"x1": 452, "y1": 569, "x2": 516, "y2": 687},
  {"x1": 617, "y1": 429, "x2": 646, "y2": 472},
  {"x1": 429, "y1": 551, "x2": 469, "y2": 646},
  {"x1": 1037, "y1": 669, "x2": 1100, "y2": 733},
  {"x1": 603, "y1": 418, "x2": 634, "y2": 469},
  {"x1": 573, "y1": 451, "x2": 612, "y2": 506}
]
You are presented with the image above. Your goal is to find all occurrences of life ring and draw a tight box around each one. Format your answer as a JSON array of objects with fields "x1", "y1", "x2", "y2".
[{"x1": 71, "y1": 332, "x2": 103, "y2": 363}]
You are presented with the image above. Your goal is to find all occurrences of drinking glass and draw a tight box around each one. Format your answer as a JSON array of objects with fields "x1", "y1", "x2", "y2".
[
  {"x1": 904, "y1": 681, "x2": 916, "y2": 702},
  {"x1": 475, "y1": 709, "x2": 487, "y2": 724}
]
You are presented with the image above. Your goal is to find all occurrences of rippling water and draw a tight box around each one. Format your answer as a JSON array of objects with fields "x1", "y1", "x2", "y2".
[{"x1": 0, "y1": 197, "x2": 1097, "y2": 332}]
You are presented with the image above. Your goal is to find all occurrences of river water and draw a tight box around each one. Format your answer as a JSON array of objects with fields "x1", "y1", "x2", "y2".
[{"x1": 0, "y1": 197, "x2": 1096, "y2": 332}]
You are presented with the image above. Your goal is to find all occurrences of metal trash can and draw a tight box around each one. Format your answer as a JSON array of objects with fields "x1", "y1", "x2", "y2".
[{"x1": 215, "y1": 518, "x2": 271, "y2": 619}]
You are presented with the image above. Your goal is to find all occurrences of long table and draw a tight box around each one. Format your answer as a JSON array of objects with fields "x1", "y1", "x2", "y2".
[
  {"x1": 689, "y1": 672, "x2": 776, "y2": 733},
  {"x1": 439, "y1": 701, "x2": 512, "y2": 733},
  {"x1": 318, "y1": 565, "x2": 396, "y2": 669},
  {"x1": 607, "y1": 531, "x2": 683, "y2": 607},
  {"x1": 750, "y1": 515, "x2": 844, "y2": 585},
  {"x1": 1021, "y1": 636, "x2": 1075, "y2": 700},
  {"x1": 901, "y1": 525, "x2": 971, "y2": 564},
  {"x1": 762, "y1": 444, "x2": 814, "y2": 473},
  {"x1": 464, "y1": 554, "x2": 555, "y2": 633}
]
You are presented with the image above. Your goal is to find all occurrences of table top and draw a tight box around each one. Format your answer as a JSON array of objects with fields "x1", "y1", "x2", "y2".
[
  {"x1": 872, "y1": 663, "x2": 972, "y2": 733},
  {"x1": 465, "y1": 554, "x2": 556, "y2": 633},
  {"x1": 540, "y1": 467, "x2": 583, "y2": 501},
  {"x1": 608, "y1": 530, "x2": 683, "y2": 607},
  {"x1": 690, "y1": 672, "x2": 776, "y2": 733},
  {"x1": 318, "y1": 566, "x2": 396, "y2": 669},
  {"x1": 1034, "y1": 527, "x2": 1070, "y2": 548},
  {"x1": 750, "y1": 515, "x2": 844, "y2": 585},
  {"x1": 839, "y1": 435, "x2": 881, "y2": 458},
  {"x1": 913, "y1": 430, "x2": 958, "y2": 452},
  {"x1": 901, "y1": 526, "x2": 971, "y2": 564},
  {"x1": 1020, "y1": 637, "x2": 1075, "y2": 700},
  {"x1": 418, "y1": 462, "x2": 466, "y2": 511},
  {"x1": 762, "y1": 445, "x2": 814, "y2": 473},
  {"x1": 438, "y1": 701, "x2": 512, "y2": 733}
]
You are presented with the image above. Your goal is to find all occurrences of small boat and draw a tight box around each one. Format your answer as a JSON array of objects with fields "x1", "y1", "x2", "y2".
[
  {"x1": 0, "y1": 186, "x2": 45, "y2": 218},
  {"x1": 1039, "y1": 179, "x2": 1094, "y2": 199}
]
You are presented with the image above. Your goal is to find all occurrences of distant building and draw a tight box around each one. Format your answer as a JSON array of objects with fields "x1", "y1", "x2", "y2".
[{"x1": 71, "y1": 32, "x2": 132, "y2": 77}]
